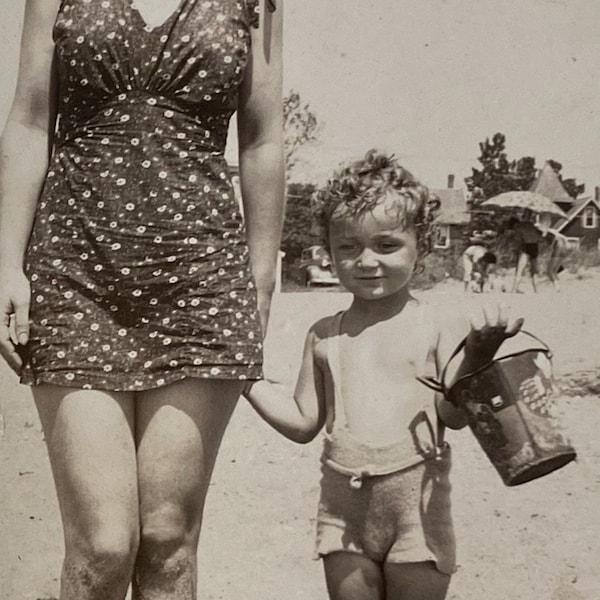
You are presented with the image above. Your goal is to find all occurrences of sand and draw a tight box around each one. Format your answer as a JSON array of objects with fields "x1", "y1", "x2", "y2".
[{"x1": 1, "y1": 270, "x2": 599, "y2": 600}]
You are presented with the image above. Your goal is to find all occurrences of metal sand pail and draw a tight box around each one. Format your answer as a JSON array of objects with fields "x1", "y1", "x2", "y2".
[{"x1": 419, "y1": 332, "x2": 576, "y2": 486}]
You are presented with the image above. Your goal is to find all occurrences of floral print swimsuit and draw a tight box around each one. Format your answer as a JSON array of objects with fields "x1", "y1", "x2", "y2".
[{"x1": 21, "y1": 0, "x2": 265, "y2": 391}]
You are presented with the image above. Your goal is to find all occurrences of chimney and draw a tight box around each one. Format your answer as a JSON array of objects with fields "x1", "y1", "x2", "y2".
[
  {"x1": 596, "y1": 186, "x2": 600, "y2": 202},
  {"x1": 447, "y1": 174, "x2": 455, "y2": 189}
]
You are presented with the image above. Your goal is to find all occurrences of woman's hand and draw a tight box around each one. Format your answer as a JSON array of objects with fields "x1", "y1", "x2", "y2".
[
  {"x1": 465, "y1": 303, "x2": 524, "y2": 367},
  {"x1": 0, "y1": 267, "x2": 31, "y2": 374}
]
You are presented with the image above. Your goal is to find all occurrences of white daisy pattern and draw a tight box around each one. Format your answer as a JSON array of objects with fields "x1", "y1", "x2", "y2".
[{"x1": 21, "y1": 0, "x2": 264, "y2": 391}]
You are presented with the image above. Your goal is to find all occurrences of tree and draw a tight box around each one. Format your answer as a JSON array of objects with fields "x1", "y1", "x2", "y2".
[
  {"x1": 280, "y1": 182, "x2": 318, "y2": 285},
  {"x1": 280, "y1": 91, "x2": 320, "y2": 285},
  {"x1": 283, "y1": 90, "x2": 319, "y2": 175},
  {"x1": 465, "y1": 133, "x2": 537, "y2": 207},
  {"x1": 546, "y1": 159, "x2": 585, "y2": 199}
]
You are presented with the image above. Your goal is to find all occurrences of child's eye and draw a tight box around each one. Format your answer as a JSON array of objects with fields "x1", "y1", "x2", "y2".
[{"x1": 378, "y1": 242, "x2": 400, "y2": 252}]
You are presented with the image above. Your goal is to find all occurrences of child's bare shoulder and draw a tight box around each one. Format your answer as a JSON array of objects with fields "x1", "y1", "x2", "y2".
[{"x1": 306, "y1": 313, "x2": 339, "y2": 362}]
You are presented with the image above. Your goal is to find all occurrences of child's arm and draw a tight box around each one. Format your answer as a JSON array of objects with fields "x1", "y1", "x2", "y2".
[
  {"x1": 244, "y1": 324, "x2": 327, "y2": 444},
  {"x1": 436, "y1": 303, "x2": 524, "y2": 429}
]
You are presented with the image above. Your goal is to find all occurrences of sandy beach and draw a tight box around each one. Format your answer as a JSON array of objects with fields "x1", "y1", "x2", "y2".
[{"x1": 1, "y1": 270, "x2": 599, "y2": 600}]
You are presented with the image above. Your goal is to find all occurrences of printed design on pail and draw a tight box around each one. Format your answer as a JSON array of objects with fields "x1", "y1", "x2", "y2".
[{"x1": 418, "y1": 331, "x2": 576, "y2": 486}]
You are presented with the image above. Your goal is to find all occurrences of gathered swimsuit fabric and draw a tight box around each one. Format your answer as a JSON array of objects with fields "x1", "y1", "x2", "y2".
[
  {"x1": 21, "y1": 0, "x2": 266, "y2": 391},
  {"x1": 315, "y1": 309, "x2": 457, "y2": 573}
]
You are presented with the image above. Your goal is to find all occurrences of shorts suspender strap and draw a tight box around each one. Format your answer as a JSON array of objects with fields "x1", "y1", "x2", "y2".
[{"x1": 326, "y1": 311, "x2": 348, "y2": 430}]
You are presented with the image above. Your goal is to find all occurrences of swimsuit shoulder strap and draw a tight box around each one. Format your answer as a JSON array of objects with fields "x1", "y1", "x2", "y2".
[
  {"x1": 416, "y1": 300, "x2": 448, "y2": 447},
  {"x1": 416, "y1": 301, "x2": 437, "y2": 378}
]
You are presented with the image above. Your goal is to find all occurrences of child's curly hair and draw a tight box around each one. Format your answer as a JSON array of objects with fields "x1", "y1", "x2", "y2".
[{"x1": 313, "y1": 149, "x2": 441, "y2": 259}]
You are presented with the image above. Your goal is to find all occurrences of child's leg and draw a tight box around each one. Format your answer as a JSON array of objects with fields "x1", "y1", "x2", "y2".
[
  {"x1": 384, "y1": 560, "x2": 451, "y2": 600},
  {"x1": 323, "y1": 552, "x2": 384, "y2": 600}
]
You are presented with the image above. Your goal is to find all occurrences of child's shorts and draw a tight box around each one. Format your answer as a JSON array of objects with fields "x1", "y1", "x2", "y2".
[{"x1": 314, "y1": 446, "x2": 456, "y2": 575}]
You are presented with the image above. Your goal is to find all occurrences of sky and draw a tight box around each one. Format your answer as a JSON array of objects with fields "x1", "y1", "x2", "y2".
[{"x1": 1, "y1": 0, "x2": 599, "y2": 191}]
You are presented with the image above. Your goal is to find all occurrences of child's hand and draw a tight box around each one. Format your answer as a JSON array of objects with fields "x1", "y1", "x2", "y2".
[{"x1": 465, "y1": 304, "x2": 524, "y2": 367}]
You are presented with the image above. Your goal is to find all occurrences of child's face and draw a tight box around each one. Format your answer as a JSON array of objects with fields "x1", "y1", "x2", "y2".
[{"x1": 328, "y1": 194, "x2": 418, "y2": 301}]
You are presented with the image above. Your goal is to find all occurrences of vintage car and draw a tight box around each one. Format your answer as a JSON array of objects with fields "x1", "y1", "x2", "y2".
[{"x1": 300, "y1": 245, "x2": 340, "y2": 287}]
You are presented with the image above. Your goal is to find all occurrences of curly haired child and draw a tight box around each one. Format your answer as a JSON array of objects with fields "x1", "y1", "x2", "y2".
[{"x1": 244, "y1": 150, "x2": 524, "y2": 600}]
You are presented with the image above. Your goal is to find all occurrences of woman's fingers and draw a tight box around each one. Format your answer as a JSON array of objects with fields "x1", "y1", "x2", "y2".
[
  {"x1": 0, "y1": 326, "x2": 23, "y2": 374},
  {"x1": 1, "y1": 290, "x2": 30, "y2": 373},
  {"x1": 14, "y1": 301, "x2": 30, "y2": 345},
  {"x1": 5, "y1": 299, "x2": 30, "y2": 346},
  {"x1": 8, "y1": 314, "x2": 18, "y2": 345}
]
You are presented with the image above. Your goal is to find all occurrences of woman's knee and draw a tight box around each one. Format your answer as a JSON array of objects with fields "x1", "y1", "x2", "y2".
[
  {"x1": 139, "y1": 503, "x2": 198, "y2": 558},
  {"x1": 66, "y1": 522, "x2": 139, "y2": 574}
]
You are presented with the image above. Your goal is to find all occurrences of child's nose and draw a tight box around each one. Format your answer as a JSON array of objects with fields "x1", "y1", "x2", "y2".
[{"x1": 357, "y1": 248, "x2": 378, "y2": 268}]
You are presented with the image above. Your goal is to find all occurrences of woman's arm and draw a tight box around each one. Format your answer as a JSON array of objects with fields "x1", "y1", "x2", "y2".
[
  {"x1": 0, "y1": 0, "x2": 59, "y2": 267},
  {"x1": 0, "y1": 0, "x2": 60, "y2": 371},
  {"x1": 244, "y1": 325, "x2": 327, "y2": 444},
  {"x1": 237, "y1": 0, "x2": 285, "y2": 334}
]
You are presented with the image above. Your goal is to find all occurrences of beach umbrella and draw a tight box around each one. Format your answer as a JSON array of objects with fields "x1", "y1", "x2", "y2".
[{"x1": 481, "y1": 191, "x2": 566, "y2": 217}]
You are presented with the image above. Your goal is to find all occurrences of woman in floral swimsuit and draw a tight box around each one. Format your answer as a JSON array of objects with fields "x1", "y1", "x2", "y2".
[{"x1": 0, "y1": 1, "x2": 283, "y2": 598}]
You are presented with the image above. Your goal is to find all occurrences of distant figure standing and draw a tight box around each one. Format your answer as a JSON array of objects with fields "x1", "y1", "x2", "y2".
[
  {"x1": 541, "y1": 228, "x2": 570, "y2": 292},
  {"x1": 508, "y1": 211, "x2": 543, "y2": 293}
]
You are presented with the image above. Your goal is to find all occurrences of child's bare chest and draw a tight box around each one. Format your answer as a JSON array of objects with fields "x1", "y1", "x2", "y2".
[
  {"x1": 332, "y1": 318, "x2": 430, "y2": 443},
  {"x1": 339, "y1": 325, "x2": 424, "y2": 393}
]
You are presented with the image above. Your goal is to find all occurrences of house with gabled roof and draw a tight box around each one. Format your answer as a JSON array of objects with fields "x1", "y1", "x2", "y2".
[
  {"x1": 553, "y1": 190, "x2": 600, "y2": 249},
  {"x1": 529, "y1": 161, "x2": 600, "y2": 249},
  {"x1": 431, "y1": 175, "x2": 470, "y2": 250},
  {"x1": 529, "y1": 161, "x2": 574, "y2": 216}
]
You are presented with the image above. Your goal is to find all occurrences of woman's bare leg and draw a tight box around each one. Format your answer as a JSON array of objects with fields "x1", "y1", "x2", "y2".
[
  {"x1": 132, "y1": 378, "x2": 241, "y2": 600},
  {"x1": 530, "y1": 258, "x2": 538, "y2": 293},
  {"x1": 33, "y1": 384, "x2": 138, "y2": 600},
  {"x1": 323, "y1": 552, "x2": 384, "y2": 600},
  {"x1": 511, "y1": 252, "x2": 528, "y2": 293},
  {"x1": 384, "y1": 560, "x2": 451, "y2": 600},
  {"x1": 547, "y1": 258, "x2": 561, "y2": 291}
]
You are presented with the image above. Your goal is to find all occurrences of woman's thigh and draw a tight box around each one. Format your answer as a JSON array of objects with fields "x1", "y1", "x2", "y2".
[
  {"x1": 33, "y1": 384, "x2": 138, "y2": 545},
  {"x1": 135, "y1": 378, "x2": 242, "y2": 540},
  {"x1": 384, "y1": 560, "x2": 451, "y2": 600}
]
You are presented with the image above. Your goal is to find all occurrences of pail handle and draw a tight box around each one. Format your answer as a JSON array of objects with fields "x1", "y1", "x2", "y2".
[{"x1": 417, "y1": 330, "x2": 551, "y2": 403}]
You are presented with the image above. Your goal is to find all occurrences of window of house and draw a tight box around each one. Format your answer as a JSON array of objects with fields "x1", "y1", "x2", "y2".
[
  {"x1": 582, "y1": 206, "x2": 597, "y2": 229},
  {"x1": 434, "y1": 225, "x2": 450, "y2": 249},
  {"x1": 565, "y1": 237, "x2": 580, "y2": 250}
]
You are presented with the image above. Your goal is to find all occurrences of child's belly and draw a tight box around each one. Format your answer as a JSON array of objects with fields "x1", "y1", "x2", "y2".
[{"x1": 342, "y1": 383, "x2": 430, "y2": 446}]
